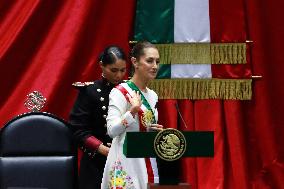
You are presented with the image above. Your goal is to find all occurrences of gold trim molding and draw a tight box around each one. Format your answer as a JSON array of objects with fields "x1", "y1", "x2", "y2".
[
  {"x1": 155, "y1": 43, "x2": 247, "y2": 64},
  {"x1": 149, "y1": 78, "x2": 252, "y2": 100}
]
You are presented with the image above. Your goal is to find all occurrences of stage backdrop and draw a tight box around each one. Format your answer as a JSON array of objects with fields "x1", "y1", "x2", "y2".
[{"x1": 0, "y1": 1, "x2": 283, "y2": 189}]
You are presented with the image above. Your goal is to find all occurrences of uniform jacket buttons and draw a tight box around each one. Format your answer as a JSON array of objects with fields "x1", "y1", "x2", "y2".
[
  {"x1": 103, "y1": 114, "x2": 107, "y2": 119},
  {"x1": 97, "y1": 88, "x2": 101, "y2": 92},
  {"x1": 102, "y1": 106, "x2": 106, "y2": 110},
  {"x1": 104, "y1": 124, "x2": 107, "y2": 127},
  {"x1": 100, "y1": 97, "x2": 104, "y2": 101},
  {"x1": 91, "y1": 152, "x2": 96, "y2": 158}
]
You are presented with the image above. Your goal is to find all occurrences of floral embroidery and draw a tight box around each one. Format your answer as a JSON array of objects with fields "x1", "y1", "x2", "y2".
[{"x1": 108, "y1": 160, "x2": 135, "y2": 189}]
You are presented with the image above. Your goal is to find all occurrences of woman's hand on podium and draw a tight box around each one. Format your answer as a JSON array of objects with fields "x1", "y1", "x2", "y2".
[{"x1": 149, "y1": 124, "x2": 164, "y2": 131}]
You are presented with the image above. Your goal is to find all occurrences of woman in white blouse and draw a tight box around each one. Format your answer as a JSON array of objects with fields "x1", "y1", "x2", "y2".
[{"x1": 101, "y1": 41, "x2": 163, "y2": 189}]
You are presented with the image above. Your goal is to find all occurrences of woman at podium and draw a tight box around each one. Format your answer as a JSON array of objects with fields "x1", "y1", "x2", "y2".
[{"x1": 101, "y1": 41, "x2": 163, "y2": 188}]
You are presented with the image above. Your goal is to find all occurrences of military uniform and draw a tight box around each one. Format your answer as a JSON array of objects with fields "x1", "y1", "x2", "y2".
[{"x1": 69, "y1": 78, "x2": 115, "y2": 189}]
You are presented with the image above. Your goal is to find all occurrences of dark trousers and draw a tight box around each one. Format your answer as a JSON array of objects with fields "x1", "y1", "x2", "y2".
[{"x1": 79, "y1": 153, "x2": 107, "y2": 189}]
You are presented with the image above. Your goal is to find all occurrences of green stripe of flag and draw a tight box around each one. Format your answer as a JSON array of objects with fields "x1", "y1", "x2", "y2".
[
  {"x1": 134, "y1": 0, "x2": 174, "y2": 43},
  {"x1": 156, "y1": 64, "x2": 171, "y2": 79},
  {"x1": 134, "y1": 0, "x2": 174, "y2": 78}
]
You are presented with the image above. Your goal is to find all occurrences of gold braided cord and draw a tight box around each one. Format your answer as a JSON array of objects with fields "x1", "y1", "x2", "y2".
[
  {"x1": 156, "y1": 43, "x2": 246, "y2": 64},
  {"x1": 148, "y1": 78, "x2": 252, "y2": 100}
]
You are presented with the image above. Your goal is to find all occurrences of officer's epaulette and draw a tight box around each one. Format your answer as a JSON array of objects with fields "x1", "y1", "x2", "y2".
[{"x1": 72, "y1": 81, "x2": 94, "y2": 89}]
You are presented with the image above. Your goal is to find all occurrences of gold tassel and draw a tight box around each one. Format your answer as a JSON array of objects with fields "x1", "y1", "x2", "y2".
[
  {"x1": 149, "y1": 78, "x2": 252, "y2": 100},
  {"x1": 156, "y1": 43, "x2": 246, "y2": 64}
]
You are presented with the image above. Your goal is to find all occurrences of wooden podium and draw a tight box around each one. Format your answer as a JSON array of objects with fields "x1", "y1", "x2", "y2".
[{"x1": 123, "y1": 131, "x2": 214, "y2": 188}]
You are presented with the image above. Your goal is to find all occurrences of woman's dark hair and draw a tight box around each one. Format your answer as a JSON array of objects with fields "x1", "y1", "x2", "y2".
[
  {"x1": 130, "y1": 41, "x2": 157, "y2": 60},
  {"x1": 99, "y1": 46, "x2": 126, "y2": 66}
]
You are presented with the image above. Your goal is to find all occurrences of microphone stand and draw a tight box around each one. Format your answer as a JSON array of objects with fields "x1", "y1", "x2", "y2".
[{"x1": 175, "y1": 103, "x2": 188, "y2": 129}]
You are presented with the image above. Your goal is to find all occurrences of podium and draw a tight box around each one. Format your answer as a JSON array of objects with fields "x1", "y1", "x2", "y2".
[{"x1": 123, "y1": 131, "x2": 214, "y2": 188}]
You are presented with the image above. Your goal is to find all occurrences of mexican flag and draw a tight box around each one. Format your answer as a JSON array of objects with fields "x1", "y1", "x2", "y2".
[
  {"x1": 133, "y1": 0, "x2": 252, "y2": 100},
  {"x1": 133, "y1": 0, "x2": 253, "y2": 188}
]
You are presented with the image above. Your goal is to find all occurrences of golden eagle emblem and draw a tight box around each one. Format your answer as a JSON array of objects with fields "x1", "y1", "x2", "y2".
[{"x1": 154, "y1": 128, "x2": 186, "y2": 161}]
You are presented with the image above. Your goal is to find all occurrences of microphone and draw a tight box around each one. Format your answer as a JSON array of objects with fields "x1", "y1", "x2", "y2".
[{"x1": 175, "y1": 103, "x2": 188, "y2": 128}]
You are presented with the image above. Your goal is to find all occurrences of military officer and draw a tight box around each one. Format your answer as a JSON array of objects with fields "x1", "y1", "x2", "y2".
[{"x1": 69, "y1": 46, "x2": 127, "y2": 189}]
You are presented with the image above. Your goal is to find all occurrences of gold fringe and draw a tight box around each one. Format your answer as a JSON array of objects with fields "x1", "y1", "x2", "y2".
[
  {"x1": 156, "y1": 43, "x2": 246, "y2": 64},
  {"x1": 149, "y1": 79, "x2": 252, "y2": 100},
  {"x1": 211, "y1": 43, "x2": 246, "y2": 64}
]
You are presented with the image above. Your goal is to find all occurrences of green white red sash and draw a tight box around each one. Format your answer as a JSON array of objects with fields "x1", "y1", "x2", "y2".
[
  {"x1": 115, "y1": 81, "x2": 156, "y2": 132},
  {"x1": 115, "y1": 81, "x2": 156, "y2": 183}
]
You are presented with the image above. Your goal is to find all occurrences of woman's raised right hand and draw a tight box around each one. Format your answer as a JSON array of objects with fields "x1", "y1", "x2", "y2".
[{"x1": 127, "y1": 91, "x2": 142, "y2": 116}]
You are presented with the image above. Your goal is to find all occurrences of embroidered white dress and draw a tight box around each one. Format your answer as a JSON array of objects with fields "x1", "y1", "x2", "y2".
[{"x1": 101, "y1": 82, "x2": 159, "y2": 189}]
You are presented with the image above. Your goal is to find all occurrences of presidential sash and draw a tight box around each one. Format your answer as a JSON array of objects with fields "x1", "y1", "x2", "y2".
[
  {"x1": 116, "y1": 80, "x2": 157, "y2": 131},
  {"x1": 115, "y1": 81, "x2": 157, "y2": 182}
]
